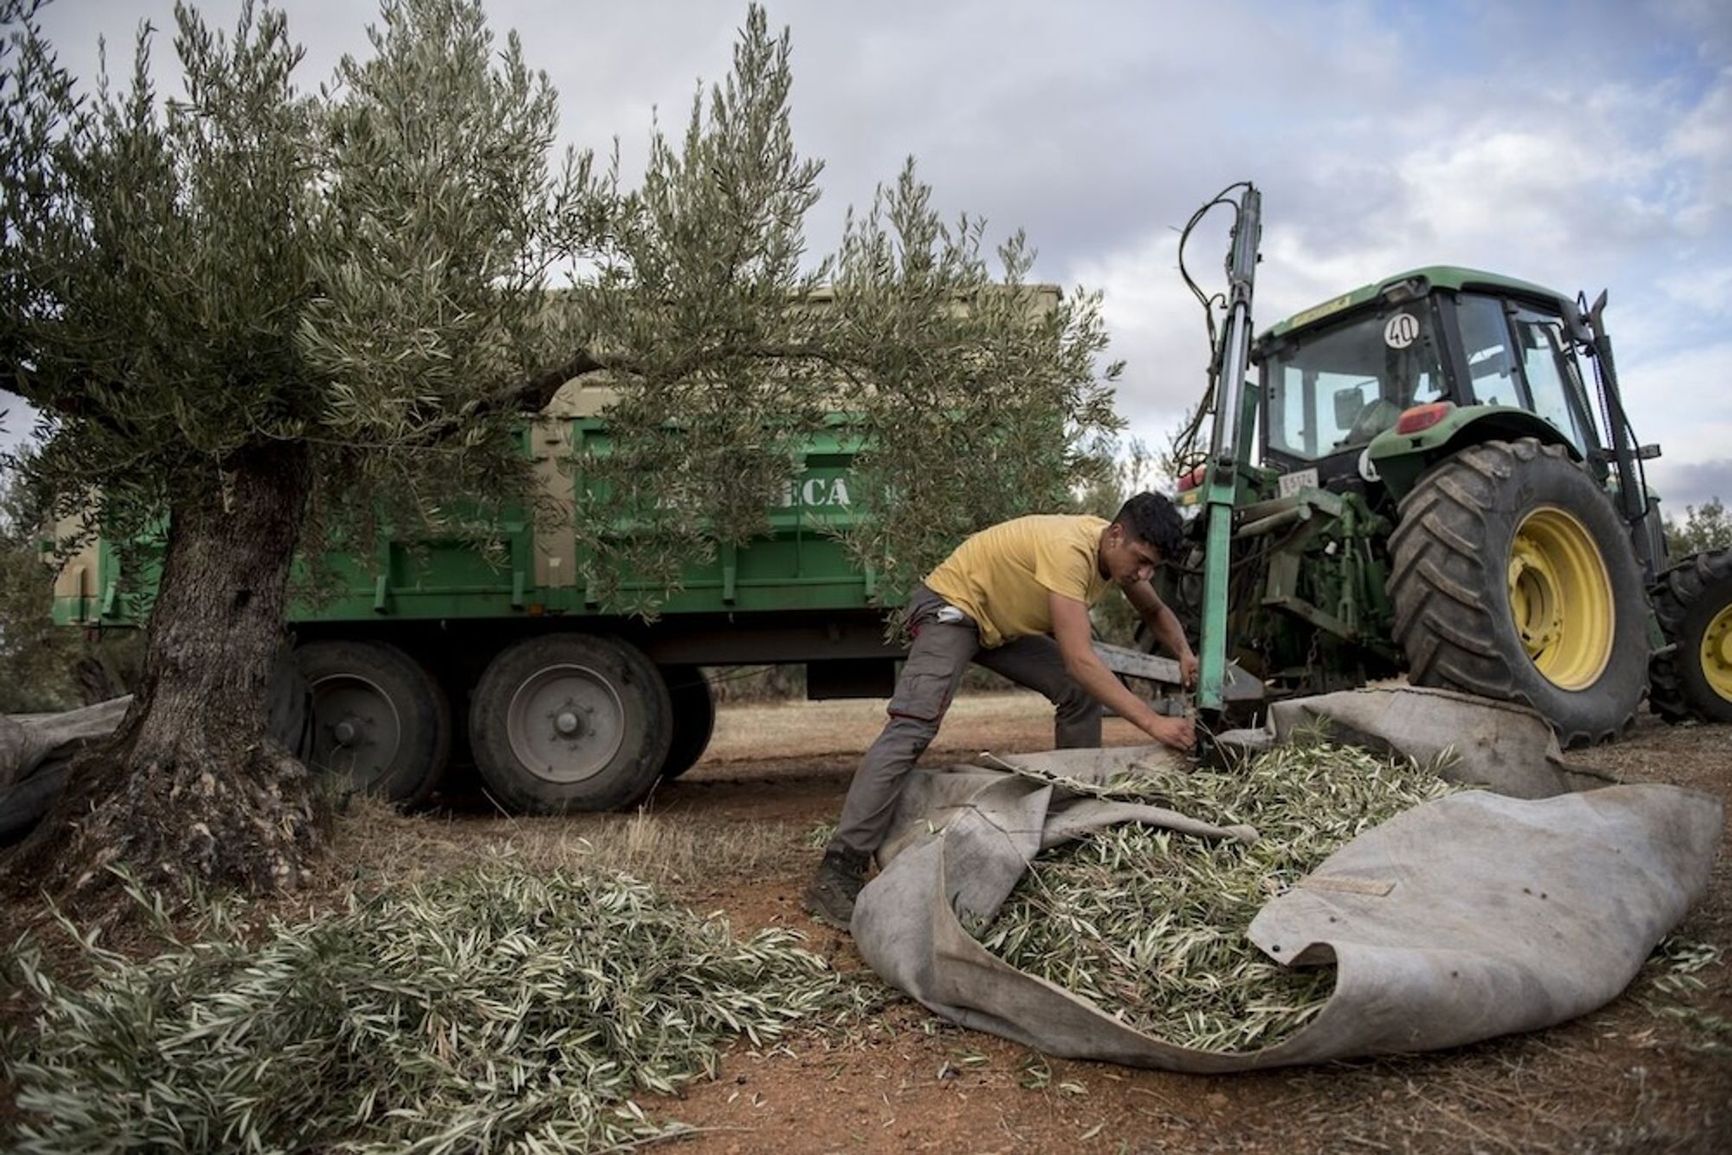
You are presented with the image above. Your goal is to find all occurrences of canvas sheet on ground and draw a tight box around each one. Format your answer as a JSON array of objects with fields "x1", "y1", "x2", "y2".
[{"x1": 852, "y1": 688, "x2": 1723, "y2": 1072}]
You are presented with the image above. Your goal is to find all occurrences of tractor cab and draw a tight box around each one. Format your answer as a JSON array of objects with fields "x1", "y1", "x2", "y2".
[{"x1": 1253, "y1": 267, "x2": 1605, "y2": 497}]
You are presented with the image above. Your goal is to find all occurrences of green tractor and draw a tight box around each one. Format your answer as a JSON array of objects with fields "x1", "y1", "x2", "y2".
[{"x1": 1165, "y1": 184, "x2": 1732, "y2": 746}]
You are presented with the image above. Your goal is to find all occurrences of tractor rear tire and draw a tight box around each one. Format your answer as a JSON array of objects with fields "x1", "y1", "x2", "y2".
[
  {"x1": 469, "y1": 633, "x2": 673, "y2": 813},
  {"x1": 659, "y1": 666, "x2": 716, "y2": 780},
  {"x1": 1388, "y1": 438, "x2": 1648, "y2": 748},
  {"x1": 1648, "y1": 547, "x2": 1732, "y2": 725}
]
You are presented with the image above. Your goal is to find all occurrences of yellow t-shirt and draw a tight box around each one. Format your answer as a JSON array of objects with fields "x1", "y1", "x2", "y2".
[{"x1": 923, "y1": 514, "x2": 1111, "y2": 647}]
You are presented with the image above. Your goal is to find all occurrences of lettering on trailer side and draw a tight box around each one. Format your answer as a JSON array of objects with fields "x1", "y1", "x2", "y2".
[{"x1": 777, "y1": 477, "x2": 853, "y2": 508}]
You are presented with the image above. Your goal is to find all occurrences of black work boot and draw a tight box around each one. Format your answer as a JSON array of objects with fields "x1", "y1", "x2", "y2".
[{"x1": 802, "y1": 848, "x2": 870, "y2": 930}]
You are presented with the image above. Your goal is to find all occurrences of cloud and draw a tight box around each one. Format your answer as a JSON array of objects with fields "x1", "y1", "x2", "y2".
[
  {"x1": 1653, "y1": 458, "x2": 1732, "y2": 512},
  {"x1": 26, "y1": 0, "x2": 1730, "y2": 492},
  {"x1": 1649, "y1": 0, "x2": 1732, "y2": 63},
  {"x1": 1070, "y1": 228, "x2": 1214, "y2": 440},
  {"x1": 1618, "y1": 339, "x2": 1732, "y2": 466}
]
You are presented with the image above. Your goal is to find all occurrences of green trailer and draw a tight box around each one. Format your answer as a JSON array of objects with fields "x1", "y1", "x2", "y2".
[{"x1": 53, "y1": 381, "x2": 903, "y2": 814}]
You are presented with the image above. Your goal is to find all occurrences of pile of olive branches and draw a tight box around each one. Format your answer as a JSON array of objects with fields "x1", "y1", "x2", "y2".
[
  {"x1": 2, "y1": 864, "x2": 870, "y2": 1154},
  {"x1": 976, "y1": 741, "x2": 1459, "y2": 1053}
]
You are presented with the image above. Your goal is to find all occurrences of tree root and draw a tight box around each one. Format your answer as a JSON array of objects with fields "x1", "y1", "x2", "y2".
[{"x1": 6, "y1": 733, "x2": 329, "y2": 908}]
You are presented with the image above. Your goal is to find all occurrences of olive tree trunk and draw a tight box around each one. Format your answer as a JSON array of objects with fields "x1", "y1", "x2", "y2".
[{"x1": 10, "y1": 440, "x2": 324, "y2": 898}]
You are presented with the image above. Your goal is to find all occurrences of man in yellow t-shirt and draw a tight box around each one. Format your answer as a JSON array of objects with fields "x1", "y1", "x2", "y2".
[{"x1": 803, "y1": 492, "x2": 1197, "y2": 929}]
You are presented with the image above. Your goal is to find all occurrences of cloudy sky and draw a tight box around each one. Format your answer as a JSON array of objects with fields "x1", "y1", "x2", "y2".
[{"x1": 11, "y1": 0, "x2": 1732, "y2": 508}]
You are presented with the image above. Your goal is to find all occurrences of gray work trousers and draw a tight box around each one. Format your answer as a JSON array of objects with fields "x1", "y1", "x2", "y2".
[{"x1": 828, "y1": 583, "x2": 1102, "y2": 858}]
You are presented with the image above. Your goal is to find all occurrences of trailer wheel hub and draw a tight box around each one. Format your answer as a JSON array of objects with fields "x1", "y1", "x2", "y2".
[
  {"x1": 507, "y1": 663, "x2": 626, "y2": 783},
  {"x1": 1507, "y1": 507, "x2": 1614, "y2": 691},
  {"x1": 309, "y1": 673, "x2": 403, "y2": 790}
]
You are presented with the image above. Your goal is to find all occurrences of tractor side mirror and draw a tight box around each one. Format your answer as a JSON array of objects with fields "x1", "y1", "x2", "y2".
[{"x1": 1332, "y1": 384, "x2": 1367, "y2": 429}]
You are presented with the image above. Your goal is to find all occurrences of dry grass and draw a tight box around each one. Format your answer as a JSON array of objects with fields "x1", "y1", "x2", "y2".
[
  {"x1": 700, "y1": 688, "x2": 1150, "y2": 764},
  {"x1": 312, "y1": 795, "x2": 804, "y2": 902}
]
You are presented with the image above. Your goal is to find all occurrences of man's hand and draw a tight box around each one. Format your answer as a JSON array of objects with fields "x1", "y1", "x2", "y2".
[
  {"x1": 1147, "y1": 713, "x2": 1195, "y2": 753},
  {"x1": 1051, "y1": 592, "x2": 1197, "y2": 755},
  {"x1": 1179, "y1": 649, "x2": 1199, "y2": 690}
]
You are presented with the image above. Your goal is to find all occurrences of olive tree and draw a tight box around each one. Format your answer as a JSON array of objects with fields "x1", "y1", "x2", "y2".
[
  {"x1": 571, "y1": 18, "x2": 1120, "y2": 610},
  {"x1": 1, "y1": 0, "x2": 1122, "y2": 899},
  {"x1": 1, "y1": 0, "x2": 592, "y2": 894}
]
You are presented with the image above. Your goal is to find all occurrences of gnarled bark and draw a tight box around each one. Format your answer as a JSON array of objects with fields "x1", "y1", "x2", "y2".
[{"x1": 7, "y1": 440, "x2": 326, "y2": 900}]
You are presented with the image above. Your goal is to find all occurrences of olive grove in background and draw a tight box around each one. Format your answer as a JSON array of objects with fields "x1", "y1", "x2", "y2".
[{"x1": 1666, "y1": 498, "x2": 1730, "y2": 556}]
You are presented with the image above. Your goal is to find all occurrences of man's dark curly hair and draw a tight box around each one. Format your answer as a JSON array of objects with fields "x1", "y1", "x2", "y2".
[{"x1": 1113, "y1": 491, "x2": 1186, "y2": 562}]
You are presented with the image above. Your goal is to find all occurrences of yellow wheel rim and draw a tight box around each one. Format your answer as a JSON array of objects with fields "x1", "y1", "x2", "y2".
[
  {"x1": 1702, "y1": 603, "x2": 1732, "y2": 703},
  {"x1": 1506, "y1": 507, "x2": 1614, "y2": 691}
]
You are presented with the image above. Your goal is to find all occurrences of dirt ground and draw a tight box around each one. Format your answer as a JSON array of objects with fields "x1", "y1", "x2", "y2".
[{"x1": 5, "y1": 691, "x2": 1730, "y2": 1153}]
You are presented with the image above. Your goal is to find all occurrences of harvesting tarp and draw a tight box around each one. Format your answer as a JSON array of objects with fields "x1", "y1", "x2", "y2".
[{"x1": 852, "y1": 692, "x2": 1722, "y2": 1071}]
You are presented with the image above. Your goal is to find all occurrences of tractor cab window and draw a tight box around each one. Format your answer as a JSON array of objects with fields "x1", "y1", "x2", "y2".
[
  {"x1": 1263, "y1": 305, "x2": 1446, "y2": 461},
  {"x1": 1511, "y1": 305, "x2": 1591, "y2": 453},
  {"x1": 1457, "y1": 294, "x2": 1592, "y2": 453},
  {"x1": 1457, "y1": 294, "x2": 1521, "y2": 407}
]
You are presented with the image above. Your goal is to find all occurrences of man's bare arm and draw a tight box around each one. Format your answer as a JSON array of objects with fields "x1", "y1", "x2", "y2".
[
  {"x1": 1050, "y1": 593, "x2": 1194, "y2": 751},
  {"x1": 1123, "y1": 579, "x2": 1198, "y2": 687}
]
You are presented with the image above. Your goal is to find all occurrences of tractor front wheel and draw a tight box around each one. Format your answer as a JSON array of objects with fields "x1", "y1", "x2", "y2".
[
  {"x1": 1388, "y1": 438, "x2": 1648, "y2": 747},
  {"x1": 1649, "y1": 547, "x2": 1732, "y2": 724}
]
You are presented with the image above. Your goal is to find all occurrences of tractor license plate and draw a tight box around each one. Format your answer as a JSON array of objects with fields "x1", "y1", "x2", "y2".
[{"x1": 1277, "y1": 468, "x2": 1319, "y2": 497}]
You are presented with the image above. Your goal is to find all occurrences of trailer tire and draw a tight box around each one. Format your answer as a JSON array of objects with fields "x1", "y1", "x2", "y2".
[
  {"x1": 1389, "y1": 438, "x2": 1648, "y2": 748},
  {"x1": 469, "y1": 634, "x2": 672, "y2": 813},
  {"x1": 297, "y1": 640, "x2": 450, "y2": 806},
  {"x1": 659, "y1": 666, "x2": 716, "y2": 780},
  {"x1": 1649, "y1": 547, "x2": 1732, "y2": 724}
]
